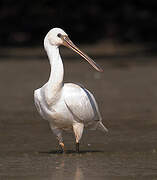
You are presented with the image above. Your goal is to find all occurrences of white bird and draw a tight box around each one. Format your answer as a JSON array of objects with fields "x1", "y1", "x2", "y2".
[{"x1": 34, "y1": 28, "x2": 108, "y2": 153}]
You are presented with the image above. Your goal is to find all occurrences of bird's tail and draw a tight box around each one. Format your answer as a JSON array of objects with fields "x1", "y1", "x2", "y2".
[{"x1": 97, "y1": 121, "x2": 108, "y2": 133}]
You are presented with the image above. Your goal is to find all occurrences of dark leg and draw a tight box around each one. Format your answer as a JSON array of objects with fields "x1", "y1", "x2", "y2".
[
  {"x1": 73, "y1": 123, "x2": 84, "y2": 153},
  {"x1": 76, "y1": 143, "x2": 79, "y2": 153}
]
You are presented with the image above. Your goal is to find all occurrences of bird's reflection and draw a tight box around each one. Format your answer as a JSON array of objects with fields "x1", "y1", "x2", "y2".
[{"x1": 50, "y1": 155, "x2": 84, "y2": 180}]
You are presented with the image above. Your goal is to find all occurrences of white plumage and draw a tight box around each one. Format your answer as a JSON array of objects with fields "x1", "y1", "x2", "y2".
[{"x1": 34, "y1": 28, "x2": 108, "y2": 152}]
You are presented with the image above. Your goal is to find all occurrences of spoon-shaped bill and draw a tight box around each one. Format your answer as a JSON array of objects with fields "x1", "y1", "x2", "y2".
[{"x1": 62, "y1": 36, "x2": 103, "y2": 72}]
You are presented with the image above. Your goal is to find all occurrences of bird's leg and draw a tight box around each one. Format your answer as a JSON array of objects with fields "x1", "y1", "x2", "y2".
[
  {"x1": 50, "y1": 124, "x2": 65, "y2": 153},
  {"x1": 73, "y1": 122, "x2": 84, "y2": 153},
  {"x1": 57, "y1": 134, "x2": 66, "y2": 153},
  {"x1": 76, "y1": 142, "x2": 79, "y2": 153},
  {"x1": 59, "y1": 141, "x2": 65, "y2": 153}
]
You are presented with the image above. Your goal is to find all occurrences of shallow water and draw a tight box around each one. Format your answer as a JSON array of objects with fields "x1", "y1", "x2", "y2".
[
  {"x1": 1, "y1": 151, "x2": 157, "y2": 180},
  {"x1": 0, "y1": 51, "x2": 157, "y2": 179}
]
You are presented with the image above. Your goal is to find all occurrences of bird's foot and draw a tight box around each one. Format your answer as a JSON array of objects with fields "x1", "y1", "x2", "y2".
[{"x1": 59, "y1": 142, "x2": 66, "y2": 153}]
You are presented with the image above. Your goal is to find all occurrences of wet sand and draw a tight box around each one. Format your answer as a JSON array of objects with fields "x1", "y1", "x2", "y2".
[{"x1": 0, "y1": 46, "x2": 157, "y2": 179}]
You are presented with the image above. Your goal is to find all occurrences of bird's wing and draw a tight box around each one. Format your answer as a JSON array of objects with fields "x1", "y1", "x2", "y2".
[{"x1": 64, "y1": 83, "x2": 101, "y2": 122}]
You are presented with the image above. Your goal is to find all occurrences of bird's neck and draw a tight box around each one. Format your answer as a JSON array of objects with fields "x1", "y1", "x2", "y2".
[{"x1": 45, "y1": 45, "x2": 64, "y2": 105}]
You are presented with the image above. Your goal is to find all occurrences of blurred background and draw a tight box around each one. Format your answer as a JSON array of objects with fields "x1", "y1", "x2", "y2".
[
  {"x1": 0, "y1": 0, "x2": 157, "y2": 46},
  {"x1": 0, "y1": 1, "x2": 157, "y2": 179}
]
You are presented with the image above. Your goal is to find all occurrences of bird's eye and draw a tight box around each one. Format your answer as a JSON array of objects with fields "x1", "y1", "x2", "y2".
[{"x1": 57, "y1": 33, "x2": 61, "y2": 38}]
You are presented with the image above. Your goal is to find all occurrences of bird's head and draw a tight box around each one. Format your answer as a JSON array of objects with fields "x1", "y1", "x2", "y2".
[
  {"x1": 44, "y1": 27, "x2": 103, "y2": 72},
  {"x1": 44, "y1": 28, "x2": 68, "y2": 47}
]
